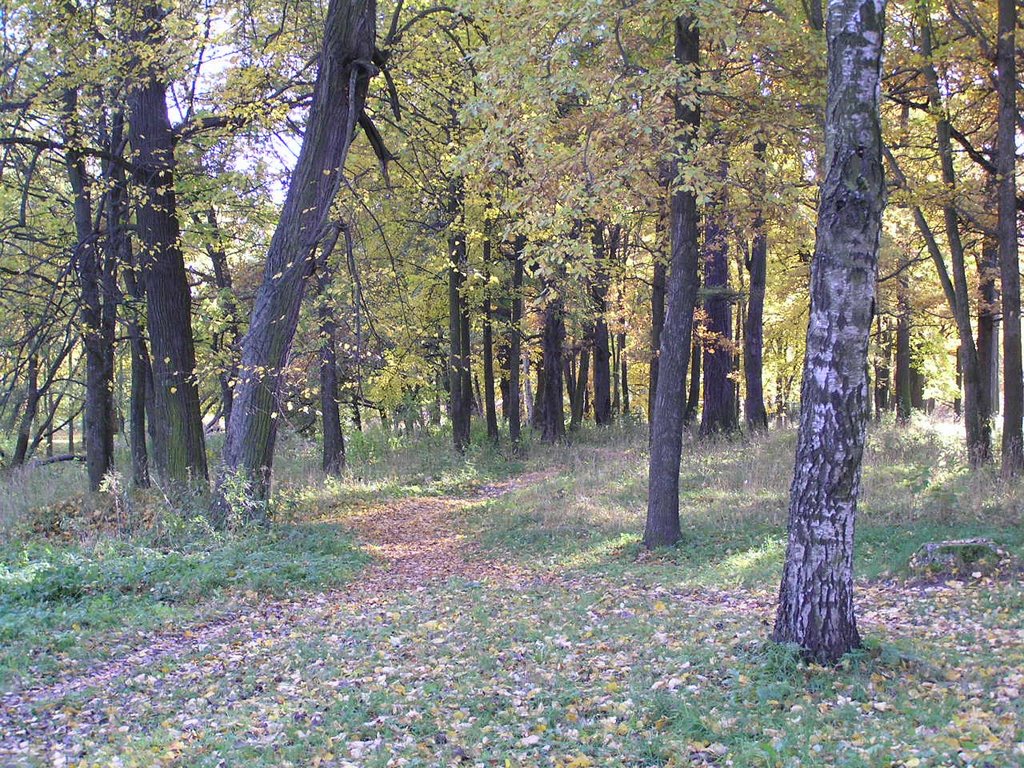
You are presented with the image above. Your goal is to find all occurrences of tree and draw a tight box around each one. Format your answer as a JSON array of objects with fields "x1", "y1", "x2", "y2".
[
  {"x1": 214, "y1": 0, "x2": 377, "y2": 520},
  {"x1": 699, "y1": 159, "x2": 737, "y2": 437},
  {"x1": 643, "y1": 13, "x2": 701, "y2": 549},
  {"x1": 996, "y1": 0, "x2": 1021, "y2": 475},
  {"x1": 743, "y1": 139, "x2": 769, "y2": 431},
  {"x1": 127, "y1": 2, "x2": 209, "y2": 489},
  {"x1": 772, "y1": 0, "x2": 886, "y2": 663}
]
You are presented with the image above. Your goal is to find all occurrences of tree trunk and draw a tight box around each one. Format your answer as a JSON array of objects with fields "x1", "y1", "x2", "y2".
[
  {"x1": 570, "y1": 346, "x2": 590, "y2": 430},
  {"x1": 895, "y1": 276, "x2": 913, "y2": 423},
  {"x1": 127, "y1": 6, "x2": 207, "y2": 489},
  {"x1": 976, "y1": 232, "x2": 999, "y2": 422},
  {"x1": 744, "y1": 139, "x2": 769, "y2": 431},
  {"x1": 215, "y1": 0, "x2": 376, "y2": 518},
  {"x1": 918, "y1": 7, "x2": 990, "y2": 464},
  {"x1": 873, "y1": 316, "x2": 891, "y2": 416},
  {"x1": 64, "y1": 89, "x2": 116, "y2": 492},
  {"x1": 482, "y1": 232, "x2": 499, "y2": 444},
  {"x1": 644, "y1": 14, "x2": 700, "y2": 549},
  {"x1": 317, "y1": 224, "x2": 345, "y2": 476},
  {"x1": 619, "y1": 331, "x2": 629, "y2": 415},
  {"x1": 700, "y1": 175, "x2": 737, "y2": 437},
  {"x1": 12, "y1": 355, "x2": 39, "y2": 467},
  {"x1": 773, "y1": 0, "x2": 886, "y2": 664},
  {"x1": 540, "y1": 289, "x2": 566, "y2": 443},
  {"x1": 591, "y1": 223, "x2": 613, "y2": 426},
  {"x1": 684, "y1": 335, "x2": 701, "y2": 425},
  {"x1": 199, "y1": 206, "x2": 241, "y2": 428},
  {"x1": 649, "y1": 219, "x2": 667, "y2": 425},
  {"x1": 996, "y1": 0, "x2": 1022, "y2": 475},
  {"x1": 508, "y1": 235, "x2": 525, "y2": 449},
  {"x1": 448, "y1": 177, "x2": 472, "y2": 453}
]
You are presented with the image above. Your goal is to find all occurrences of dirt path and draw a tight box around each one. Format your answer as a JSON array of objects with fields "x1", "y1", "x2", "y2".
[{"x1": 0, "y1": 474, "x2": 554, "y2": 757}]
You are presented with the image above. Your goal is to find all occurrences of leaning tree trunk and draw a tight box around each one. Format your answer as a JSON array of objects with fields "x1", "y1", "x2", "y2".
[
  {"x1": 199, "y1": 206, "x2": 242, "y2": 428},
  {"x1": 918, "y1": 7, "x2": 989, "y2": 464},
  {"x1": 12, "y1": 355, "x2": 39, "y2": 467},
  {"x1": 744, "y1": 138, "x2": 769, "y2": 431},
  {"x1": 996, "y1": 0, "x2": 1022, "y2": 475},
  {"x1": 772, "y1": 0, "x2": 886, "y2": 664},
  {"x1": 644, "y1": 14, "x2": 701, "y2": 549},
  {"x1": 215, "y1": 0, "x2": 376, "y2": 518},
  {"x1": 127, "y1": 5, "x2": 207, "y2": 489}
]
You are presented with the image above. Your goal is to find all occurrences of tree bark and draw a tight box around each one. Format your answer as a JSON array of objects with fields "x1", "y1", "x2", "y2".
[
  {"x1": 649, "y1": 218, "x2": 667, "y2": 425},
  {"x1": 127, "y1": 5, "x2": 207, "y2": 489},
  {"x1": 482, "y1": 232, "x2": 499, "y2": 444},
  {"x1": 200, "y1": 206, "x2": 241, "y2": 428},
  {"x1": 873, "y1": 315, "x2": 891, "y2": 417},
  {"x1": 976, "y1": 232, "x2": 998, "y2": 422},
  {"x1": 644, "y1": 14, "x2": 701, "y2": 549},
  {"x1": 215, "y1": 0, "x2": 376, "y2": 517},
  {"x1": 619, "y1": 331, "x2": 629, "y2": 415},
  {"x1": 64, "y1": 89, "x2": 116, "y2": 492},
  {"x1": 684, "y1": 335, "x2": 701, "y2": 426},
  {"x1": 12, "y1": 355, "x2": 39, "y2": 467},
  {"x1": 507, "y1": 235, "x2": 525, "y2": 449},
  {"x1": 895, "y1": 275, "x2": 913, "y2": 423},
  {"x1": 590, "y1": 223, "x2": 613, "y2": 425},
  {"x1": 917, "y1": 7, "x2": 989, "y2": 464},
  {"x1": 569, "y1": 345, "x2": 590, "y2": 431},
  {"x1": 996, "y1": 0, "x2": 1022, "y2": 475},
  {"x1": 699, "y1": 173, "x2": 737, "y2": 437},
  {"x1": 103, "y1": 110, "x2": 151, "y2": 489},
  {"x1": 317, "y1": 225, "x2": 345, "y2": 476},
  {"x1": 744, "y1": 139, "x2": 769, "y2": 431},
  {"x1": 447, "y1": 177, "x2": 472, "y2": 453},
  {"x1": 773, "y1": 0, "x2": 886, "y2": 664},
  {"x1": 540, "y1": 288, "x2": 566, "y2": 443}
]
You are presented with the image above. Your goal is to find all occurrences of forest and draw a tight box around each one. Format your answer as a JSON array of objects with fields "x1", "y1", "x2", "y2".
[{"x1": 0, "y1": 0, "x2": 1022, "y2": 765}]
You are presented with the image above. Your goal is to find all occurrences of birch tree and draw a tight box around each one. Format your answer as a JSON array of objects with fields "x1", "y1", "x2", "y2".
[{"x1": 772, "y1": 0, "x2": 886, "y2": 663}]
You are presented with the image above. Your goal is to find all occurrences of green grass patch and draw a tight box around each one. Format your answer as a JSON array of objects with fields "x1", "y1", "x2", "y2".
[{"x1": 0, "y1": 523, "x2": 368, "y2": 687}]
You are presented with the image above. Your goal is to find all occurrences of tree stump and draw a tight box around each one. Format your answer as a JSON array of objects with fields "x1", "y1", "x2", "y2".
[{"x1": 909, "y1": 538, "x2": 1013, "y2": 578}]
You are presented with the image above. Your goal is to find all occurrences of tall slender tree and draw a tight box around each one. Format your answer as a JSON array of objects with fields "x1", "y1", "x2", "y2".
[
  {"x1": 996, "y1": 0, "x2": 1022, "y2": 475},
  {"x1": 644, "y1": 13, "x2": 701, "y2": 549},
  {"x1": 773, "y1": 0, "x2": 886, "y2": 663}
]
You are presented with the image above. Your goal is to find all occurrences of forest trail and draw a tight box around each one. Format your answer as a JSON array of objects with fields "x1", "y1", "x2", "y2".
[{"x1": 0, "y1": 470, "x2": 556, "y2": 758}]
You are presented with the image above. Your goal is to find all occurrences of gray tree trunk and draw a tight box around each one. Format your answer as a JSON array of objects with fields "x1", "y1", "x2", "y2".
[
  {"x1": 996, "y1": 0, "x2": 1022, "y2": 475},
  {"x1": 744, "y1": 139, "x2": 769, "y2": 431},
  {"x1": 214, "y1": 0, "x2": 376, "y2": 518},
  {"x1": 643, "y1": 14, "x2": 701, "y2": 549},
  {"x1": 127, "y1": 6, "x2": 207, "y2": 490},
  {"x1": 772, "y1": 0, "x2": 886, "y2": 664}
]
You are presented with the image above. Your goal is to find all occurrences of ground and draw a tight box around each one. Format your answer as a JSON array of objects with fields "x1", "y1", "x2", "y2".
[{"x1": 1, "y1": 421, "x2": 1022, "y2": 767}]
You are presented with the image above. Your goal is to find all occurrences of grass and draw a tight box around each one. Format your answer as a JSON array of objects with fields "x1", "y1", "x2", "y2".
[
  {"x1": 2, "y1": 416, "x2": 1023, "y2": 766},
  {"x1": 0, "y1": 523, "x2": 369, "y2": 686},
  {"x1": 466, "y1": 416, "x2": 1024, "y2": 587}
]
